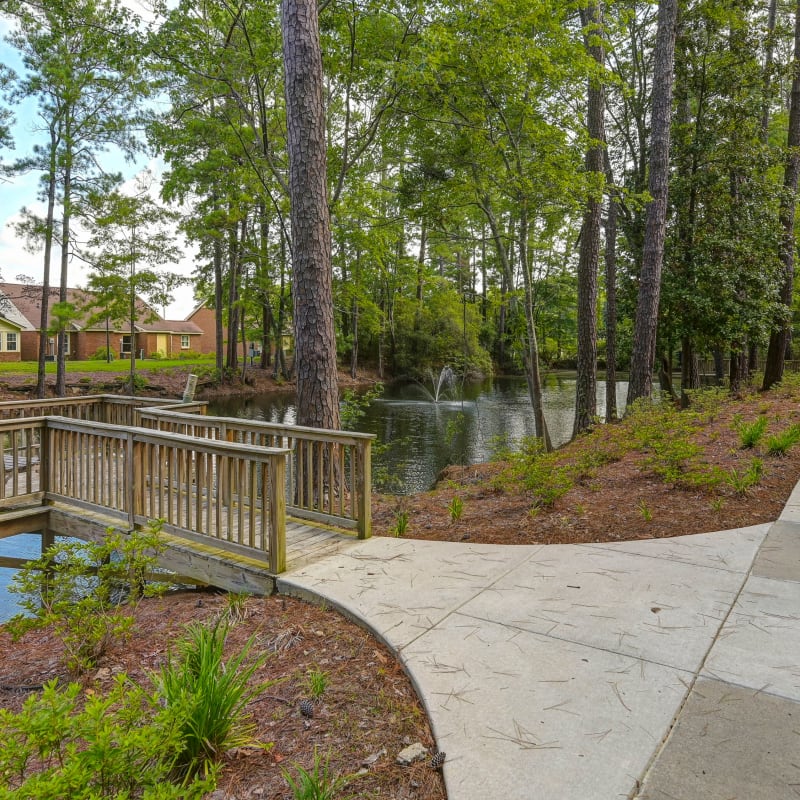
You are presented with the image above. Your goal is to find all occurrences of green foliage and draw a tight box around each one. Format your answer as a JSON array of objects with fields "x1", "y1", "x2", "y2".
[
  {"x1": 734, "y1": 415, "x2": 768, "y2": 449},
  {"x1": 220, "y1": 592, "x2": 250, "y2": 625},
  {"x1": 154, "y1": 619, "x2": 274, "y2": 778},
  {"x1": 303, "y1": 668, "x2": 329, "y2": 700},
  {"x1": 447, "y1": 495, "x2": 464, "y2": 522},
  {"x1": 391, "y1": 509, "x2": 409, "y2": 537},
  {"x1": 340, "y1": 383, "x2": 384, "y2": 430},
  {"x1": 638, "y1": 501, "x2": 652, "y2": 522},
  {"x1": 726, "y1": 458, "x2": 764, "y2": 495},
  {"x1": 7, "y1": 522, "x2": 168, "y2": 675},
  {"x1": 506, "y1": 439, "x2": 575, "y2": 509},
  {"x1": 90, "y1": 346, "x2": 115, "y2": 361},
  {"x1": 765, "y1": 424, "x2": 800, "y2": 456},
  {"x1": 0, "y1": 677, "x2": 214, "y2": 799},
  {"x1": 282, "y1": 748, "x2": 359, "y2": 800}
]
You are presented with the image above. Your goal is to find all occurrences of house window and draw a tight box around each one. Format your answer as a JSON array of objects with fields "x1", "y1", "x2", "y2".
[
  {"x1": 181, "y1": 335, "x2": 190, "y2": 349},
  {"x1": 61, "y1": 333, "x2": 70, "y2": 354},
  {"x1": 5, "y1": 332, "x2": 17, "y2": 351},
  {"x1": 121, "y1": 335, "x2": 132, "y2": 356}
]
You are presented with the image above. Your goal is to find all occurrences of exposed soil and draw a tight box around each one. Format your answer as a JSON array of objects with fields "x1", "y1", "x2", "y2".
[{"x1": 3, "y1": 369, "x2": 800, "y2": 799}]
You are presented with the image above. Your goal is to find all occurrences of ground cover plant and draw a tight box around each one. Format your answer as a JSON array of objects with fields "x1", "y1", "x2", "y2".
[
  {"x1": 0, "y1": 592, "x2": 444, "y2": 799},
  {"x1": 373, "y1": 379, "x2": 800, "y2": 545}
]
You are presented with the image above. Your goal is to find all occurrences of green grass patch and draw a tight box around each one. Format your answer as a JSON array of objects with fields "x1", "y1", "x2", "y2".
[{"x1": 0, "y1": 355, "x2": 215, "y2": 376}]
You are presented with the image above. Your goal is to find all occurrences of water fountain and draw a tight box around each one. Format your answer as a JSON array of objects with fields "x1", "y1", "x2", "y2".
[{"x1": 416, "y1": 365, "x2": 456, "y2": 403}]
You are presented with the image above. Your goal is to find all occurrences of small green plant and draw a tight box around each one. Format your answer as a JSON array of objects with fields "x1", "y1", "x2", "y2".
[
  {"x1": 339, "y1": 383, "x2": 384, "y2": 430},
  {"x1": 7, "y1": 522, "x2": 169, "y2": 675},
  {"x1": 0, "y1": 676, "x2": 215, "y2": 798},
  {"x1": 735, "y1": 415, "x2": 768, "y2": 449},
  {"x1": 726, "y1": 458, "x2": 764, "y2": 495},
  {"x1": 221, "y1": 591, "x2": 250, "y2": 624},
  {"x1": 304, "y1": 667, "x2": 329, "y2": 699},
  {"x1": 447, "y1": 495, "x2": 464, "y2": 522},
  {"x1": 709, "y1": 497, "x2": 725, "y2": 513},
  {"x1": 766, "y1": 423, "x2": 800, "y2": 456},
  {"x1": 283, "y1": 748, "x2": 359, "y2": 800},
  {"x1": 638, "y1": 500, "x2": 652, "y2": 522},
  {"x1": 154, "y1": 619, "x2": 275, "y2": 778},
  {"x1": 391, "y1": 509, "x2": 409, "y2": 537}
]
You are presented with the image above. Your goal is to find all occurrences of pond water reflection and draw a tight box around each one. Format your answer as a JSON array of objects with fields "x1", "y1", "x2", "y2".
[{"x1": 209, "y1": 374, "x2": 628, "y2": 495}]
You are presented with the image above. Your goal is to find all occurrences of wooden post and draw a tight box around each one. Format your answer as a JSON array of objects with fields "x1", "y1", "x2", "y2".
[
  {"x1": 356, "y1": 439, "x2": 372, "y2": 539},
  {"x1": 127, "y1": 432, "x2": 138, "y2": 531},
  {"x1": 268, "y1": 456, "x2": 287, "y2": 573}
]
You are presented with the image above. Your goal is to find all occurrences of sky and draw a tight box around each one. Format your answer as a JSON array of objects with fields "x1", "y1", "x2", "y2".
[{"x1": 0, "y1": 3, "x2": 198, "y2": 320}]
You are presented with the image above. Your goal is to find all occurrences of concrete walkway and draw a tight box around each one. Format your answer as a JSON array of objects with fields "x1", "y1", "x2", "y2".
[{"x1": 278, "y1": 483, "x2": 800, "y2": 800}]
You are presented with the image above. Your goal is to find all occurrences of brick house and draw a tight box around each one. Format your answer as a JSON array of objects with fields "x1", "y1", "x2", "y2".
[{"x1": 0, "y1": 283, "x2": 206, "y2": 361}]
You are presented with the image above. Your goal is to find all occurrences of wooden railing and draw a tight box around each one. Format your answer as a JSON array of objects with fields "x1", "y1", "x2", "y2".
[
  {"x1": 0, "y1": 417, "x2": 45, "y2": 508},
  {"x1": 0, "y1": 395, "x2": 207, "y2": 428},
  {"x1": 136, "y1": 408, "x2": 374, "y2": 538},
  {"x1": 43, "y1": 417, "x2": 290, "y2": 572}
]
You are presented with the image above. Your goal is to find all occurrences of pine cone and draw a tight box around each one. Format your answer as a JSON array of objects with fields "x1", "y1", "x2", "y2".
[
  {"x1": 430, "y1": 751, "x2": 446, "y2": 770},
  {"x1": 299, "y1": 699, "x2": 314, "y2": 718}
]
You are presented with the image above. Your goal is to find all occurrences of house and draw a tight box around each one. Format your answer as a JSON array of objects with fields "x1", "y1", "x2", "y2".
[
  {"x1": 0, "y1": 283, "x2": 206, "y2": 361},
  {"x1": 0, "y1": 289, "x2": 35, "y2": 362}
]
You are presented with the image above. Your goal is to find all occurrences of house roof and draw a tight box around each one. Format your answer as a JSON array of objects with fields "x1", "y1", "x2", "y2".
[
  {"x1": 0, "y1": 283, "x2": 201, "y2": 335},
  {"x1": 0, "y1": 288, "x2": 35, "y2": 331}
]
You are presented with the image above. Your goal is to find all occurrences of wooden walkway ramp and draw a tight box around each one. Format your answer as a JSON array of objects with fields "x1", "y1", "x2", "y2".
[{"x1": 0, "y1": 396, "x2": 374, "y2": 592}]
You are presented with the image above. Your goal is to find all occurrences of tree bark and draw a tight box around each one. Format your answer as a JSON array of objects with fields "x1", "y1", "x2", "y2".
[
  {"x1": 574, "y1": 1, "x2": 606, "y2": 437},
  {"x1": 282, "y1": 0, "x2": 340, "y2": 429},
  {"x1": 763, "y1": 0, "x2": 800, "y2": 391},
  {"x1": 626, "y1": 0, "x2": 679, "y2": 406},
  {"x1": 36, "y1": 123, "x2": 58, "y2": 399},
  {"x1": 55, "y1": 153, "x2": 71, "y2": 399},
  {"x1": 680, "y1": 335, "x2": 699, "y2": 407},
  {"x1": 604, "y1": 192, "x2": 619, "y2": 422}
]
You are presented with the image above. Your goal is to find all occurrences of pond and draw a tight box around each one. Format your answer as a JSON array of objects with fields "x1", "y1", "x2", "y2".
[{"x1": 209, "y1": 373, "x2": 629, "y2": 496}]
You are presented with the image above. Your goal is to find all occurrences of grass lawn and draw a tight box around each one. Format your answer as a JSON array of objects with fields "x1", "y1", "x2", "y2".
[{"x1": 0, "y1": 356, "x2": 215, "y2": 375}]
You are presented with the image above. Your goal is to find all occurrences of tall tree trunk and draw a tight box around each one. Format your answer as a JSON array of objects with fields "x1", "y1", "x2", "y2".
[
  {"x1": 226, "y1": 216, "x2": 241, "y2": 371},
  {"x1": 574, "y1": 1, "x2": 606, "y2": 437},
  {"x1": 55, "y1": 156, "x2": 71, "y2": 399},
  {"x1": 604, "y1": 191, "x2": 619, "y2": 422},
  {"x1": 36, "y1": 123, "x2": 58, "y2": 399},
  {"x1": 680, "y1": 336, "x2": 699, "y2": 407},
  {"x1": 627, "y1": 0, "x2": 679, "y2": 405},
  {"x1": 518, "y1": 207, "x2": 552, "y2": 450},
  {"x1": 282, "y1": 0, "x2": 340, "y2": 429},
  {"x1": 213, "y1": 229, "x2": 224, "y2": 375},
  {"x1": 763, "y1": 0, "x2": 800, "y2": 390}
]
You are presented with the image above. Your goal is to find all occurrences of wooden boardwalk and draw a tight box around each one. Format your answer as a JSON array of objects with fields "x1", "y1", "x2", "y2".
[{"x1": 0, "y1": 396, "x2": 374, "y2": 592}]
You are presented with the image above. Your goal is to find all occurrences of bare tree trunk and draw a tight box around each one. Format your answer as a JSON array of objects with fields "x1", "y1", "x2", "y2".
[
  {"x1": 680, "y1": 336, "x2": 700, "y2": 407},
  {"x1": 574, "y1": 1, "x2": 606, "y2": 437},
  {"x1": 627, "y1": 0, "x2": 679, "y2": 405},
  {"x1": 604, "y1": 192, "x2": 619, "y2": 421},
  {"x1": 763, "y1": 0, "x2": 800, "y2": 390},
  {"x1": 213, "y1": 229, "x2": 224, "y2": 375},
  {"x1": 55, "y1": 157, "x2": 71, "y2": 399},
  {"x1": 37, "y1": 124, "x2": 59, "y2": 399},
  {"x1": 282, "y1": 0, "x2": 340, "y2": 429}
]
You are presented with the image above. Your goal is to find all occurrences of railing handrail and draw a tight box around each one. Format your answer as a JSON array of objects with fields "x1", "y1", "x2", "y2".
[
  {"x1": 45, "y1": 416, "x2": 290, "y2": 461},
  {"x1": 136, "y1": 407, "x2": 376, "y2": 444}
]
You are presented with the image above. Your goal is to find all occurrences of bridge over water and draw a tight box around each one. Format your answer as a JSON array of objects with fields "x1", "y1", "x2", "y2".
[{"x1": 0, "y1": 395, "x2": 373, "y2": 593}]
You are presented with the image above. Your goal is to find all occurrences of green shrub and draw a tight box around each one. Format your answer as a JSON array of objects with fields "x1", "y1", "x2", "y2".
[
  {"x1": 0, "y1": 677, "x2": 214, "y2": 799},
  {"x1": 7, "y1": 522, "x2": 169, "y2": 675},
  {"x1": 303, "y1": 667, "x2": 329, "y2": 699},
  {"x1": 154, "y1": 619, "x2": 275, "y2": 778},
  {"x1": 90, "y1": 346, "x2": 115, "y2": 361}
]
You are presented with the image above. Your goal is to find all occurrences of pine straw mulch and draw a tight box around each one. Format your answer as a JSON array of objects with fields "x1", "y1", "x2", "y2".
[
  {"x1": 373, "y1": 381, "x2": 800, "y2": 545},
  {"x1": 0, "y1": 592, "x2": 446, "y2": 800}
]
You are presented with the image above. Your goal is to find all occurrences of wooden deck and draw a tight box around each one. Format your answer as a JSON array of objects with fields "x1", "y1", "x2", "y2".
[{"x1": 0, "y1": 396, "x2": 374, "y2": 592}]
